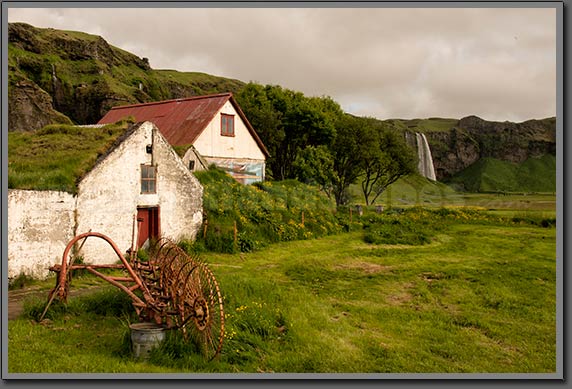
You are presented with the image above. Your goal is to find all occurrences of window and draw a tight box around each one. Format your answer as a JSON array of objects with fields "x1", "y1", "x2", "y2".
[
  {"x1": 189, "y1": 160, "x2": 195, "y2": 171},
  {"x1": 141, "y1": 164, "x2": 157, "y2": 194},
  {"x1": 221, "y1": 114, "x2": 235, "y2": 137}
]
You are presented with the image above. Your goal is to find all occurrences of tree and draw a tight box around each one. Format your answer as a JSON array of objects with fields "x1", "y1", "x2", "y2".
[
  {"x1": 359, "y1": 120, "x2": 416, "y2": 205},
  {"x1": 235, "y1": 83, "x2": 284, "y2": 180},
  {"x1": 293, "y1": 145, "x2": 337, "y2": 199},
  {"x1": 237, "y1": 83, "x2": 415, "y2": 207},
  {"x1": 329, "y1": 114, "x2": 365, "y2": 206},
  {"x1": 236, "y1": 83, "x2": 343, "y2": 181},
  {"x1": 327, "y1": 115, "x2": 416, "y2": 206}
]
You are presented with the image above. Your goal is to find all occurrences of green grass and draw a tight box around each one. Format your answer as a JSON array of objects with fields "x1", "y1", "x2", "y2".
[
  {"x1": 8, "y1": 209, "x2": 557, "y2": 374},
  {"x1": 348, "y1": 174, "x2": 556, "y2": 212},
  {"x1": 154, "y1": 70, "x2": 244, "y2": 95},
  {"x1": 384, "y1": 118, "x2": 459, "y2": 133},
  {"x1": 350, "y1": 174, "x2": 459, "y2": 208},
  {"x1": 447, "y1": 155, "x2": 556, "y2": 193},
  {"x1": 8, "y1": 120, "x2": 133, "y2": 193}
]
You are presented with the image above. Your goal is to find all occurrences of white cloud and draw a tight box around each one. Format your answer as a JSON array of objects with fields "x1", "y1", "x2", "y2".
[{"x1": 7, "y1": 6, "x2": 557, "y2": 121}]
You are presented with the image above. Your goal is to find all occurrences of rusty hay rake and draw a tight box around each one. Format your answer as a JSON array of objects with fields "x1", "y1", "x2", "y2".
[{"x1": 44, "y1": 231, "x2": 225, "y2": 360}]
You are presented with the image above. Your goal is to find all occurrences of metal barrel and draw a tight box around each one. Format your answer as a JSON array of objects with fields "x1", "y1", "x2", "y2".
[{"x1": 129, "y1": 322, "x2": 166, "y2": 359}]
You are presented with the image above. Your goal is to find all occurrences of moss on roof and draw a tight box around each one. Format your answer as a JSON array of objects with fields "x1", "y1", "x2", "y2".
[{"x1": 8, "y1": 120, "x2": 135, "y2": 194}]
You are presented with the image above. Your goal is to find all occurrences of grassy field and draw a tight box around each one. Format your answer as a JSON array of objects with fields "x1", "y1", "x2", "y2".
[
  {"x1": 350, "y1": 174, "x2": 556, "y2": 213},
  {"x1": 8, "y1": 206, "x2": 557, "y2": 375}
]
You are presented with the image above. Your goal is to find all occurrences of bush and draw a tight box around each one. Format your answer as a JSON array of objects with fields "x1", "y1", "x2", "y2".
[{"x1": 194, "y1": 167, "x2": 341, "y2": 253}]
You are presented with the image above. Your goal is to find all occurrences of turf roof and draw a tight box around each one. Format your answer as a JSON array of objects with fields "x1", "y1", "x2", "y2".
[{"x1": 8, "y1": 120, "x2": 135, "y2": 194}]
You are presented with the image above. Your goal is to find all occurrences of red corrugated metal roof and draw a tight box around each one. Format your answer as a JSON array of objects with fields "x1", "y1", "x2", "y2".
[{"x1": 97, "y1": 93, "x2": 269, "y2": 157}]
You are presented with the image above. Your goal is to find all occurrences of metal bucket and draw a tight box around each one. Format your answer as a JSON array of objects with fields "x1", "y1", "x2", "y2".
[{"x1": 130, "y1": 322, "x2": 166, "y2": 359}]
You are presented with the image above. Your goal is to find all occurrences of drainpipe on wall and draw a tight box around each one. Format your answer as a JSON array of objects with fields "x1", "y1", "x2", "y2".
[{"x1": 151, "y1": 126, "x2": 156, "y2": 166}]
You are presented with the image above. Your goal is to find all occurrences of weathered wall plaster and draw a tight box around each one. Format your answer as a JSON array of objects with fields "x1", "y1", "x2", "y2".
[{"x1": 8, "y1": 189, "x2": 76, "y2": 279}]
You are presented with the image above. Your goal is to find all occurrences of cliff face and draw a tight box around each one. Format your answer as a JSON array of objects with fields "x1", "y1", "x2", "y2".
[
  {"x1": 459, "y1": 115, "x2": 556, "y2": 162},
  {"x1": 421, "y1": 127, "x2": 480, "y2": 181},
  {"x1": 404, "y1": 116, "x2": 556, "y2": 180},
  {"x1": 8, "y1": 77, "x2": 73, "y2": 131},
  {"x1": 8, "y1": 22, "x2": 244, "y2": 132}
]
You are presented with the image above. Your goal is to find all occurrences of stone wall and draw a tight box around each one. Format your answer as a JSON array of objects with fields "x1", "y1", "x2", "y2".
[{"x1": 8, "y1": 189, "x2": 76, "y2": 279}]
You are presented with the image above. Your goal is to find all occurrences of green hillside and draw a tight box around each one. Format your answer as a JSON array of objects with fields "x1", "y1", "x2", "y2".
[
  {"x1": 446, "y1": 155, "x2": 556, "y2": 193},
  {"x1": 8, "y1": 22, "x2": 244, "y2": 130},
  {"x1": 193, "y1": 167, "x2": 340, "y2": 253},
  {"x1": 384, "y1": 117, "x2": 459, "y2": 133}
]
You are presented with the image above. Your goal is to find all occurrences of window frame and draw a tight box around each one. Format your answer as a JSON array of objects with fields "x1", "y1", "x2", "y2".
[
  {"x1": 220, "y1": 113, "x2": 235, "y2": 137},
  {"x1": 140, "y1": 164, "x2": 157, "y2": 194}
]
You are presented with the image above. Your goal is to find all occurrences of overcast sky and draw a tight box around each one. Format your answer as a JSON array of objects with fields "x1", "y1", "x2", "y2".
[{"x1": 7, "y1": 6, "x2": 557, "y2": 122}]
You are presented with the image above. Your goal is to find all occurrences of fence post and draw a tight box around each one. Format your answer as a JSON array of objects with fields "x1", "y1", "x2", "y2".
[
  {"x1": 203, "y1": 219, "x2": 208, "y2": 239},
  {"x1": 350, "y1": 208, "x2": 353, "y2": 223},
  {"x1": 233, "y1": 221, "x2": 238, "y2": 246},
  {"x1": 301, "y1": 211, "x2": 305, "y2": 227}
]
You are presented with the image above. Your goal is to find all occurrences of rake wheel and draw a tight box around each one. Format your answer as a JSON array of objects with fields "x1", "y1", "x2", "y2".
[
  {"x1": 149, "y1": 239, "x2": 225, "y2": 360},
  {"x1": 177, "y1": 263, "x2": 224, "y2": 360}
]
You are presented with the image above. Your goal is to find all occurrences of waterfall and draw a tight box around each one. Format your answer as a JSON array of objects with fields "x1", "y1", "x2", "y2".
[{"x1": 416, "y1": 133, "x2": 437, "y2": 181}]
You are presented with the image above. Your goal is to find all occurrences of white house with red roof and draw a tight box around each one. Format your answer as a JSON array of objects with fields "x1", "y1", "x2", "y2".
[{"x1": 98, "y1": 93, "x2": 269, "y2": 184}]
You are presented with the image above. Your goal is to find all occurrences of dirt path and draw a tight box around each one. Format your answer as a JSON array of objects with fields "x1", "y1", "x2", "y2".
[{"x1": 8, "y1": 285, "x2": 105, "y2": 320}]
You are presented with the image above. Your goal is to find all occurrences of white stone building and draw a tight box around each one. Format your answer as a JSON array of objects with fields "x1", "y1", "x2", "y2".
[{"x1": 8, "y1": 121, "x2": 203, "y2": 279}]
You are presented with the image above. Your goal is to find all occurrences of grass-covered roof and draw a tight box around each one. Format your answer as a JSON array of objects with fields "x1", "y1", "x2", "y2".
[{"x1": 8, "y1": 120, "x2": 135, "y2": 194}]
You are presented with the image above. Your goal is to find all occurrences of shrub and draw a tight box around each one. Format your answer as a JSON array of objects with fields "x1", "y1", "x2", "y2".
[{"x1": 194, "y1": 167, "x2": 341, "y2": 253}]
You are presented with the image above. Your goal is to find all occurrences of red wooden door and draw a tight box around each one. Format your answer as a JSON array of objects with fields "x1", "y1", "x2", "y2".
[{"x1": 137, "y1": 207, "x2": 160, "y2": 248}]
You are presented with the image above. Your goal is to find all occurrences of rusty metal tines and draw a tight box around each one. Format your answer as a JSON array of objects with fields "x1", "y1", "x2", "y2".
[{"x1": 44, "y1": 232, "x2": 225, "y2": 360}]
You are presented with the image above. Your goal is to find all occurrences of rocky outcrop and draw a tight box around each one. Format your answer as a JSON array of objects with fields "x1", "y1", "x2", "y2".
[
  {"x1": 8, "y1": 22, "x2": 244, "y2": 132},
  {"x1": 422, "y1": 116, "x2": 556, "y2": 180},
  {"x1": 424, "y1": 128, "x2": 480, "y2": 181},
  {"x1": 8, "y1": 77, "x2": 72, "y2": 132},
  {"x1": 9, "y1": 22, "x2": 150, "y2": 70}
]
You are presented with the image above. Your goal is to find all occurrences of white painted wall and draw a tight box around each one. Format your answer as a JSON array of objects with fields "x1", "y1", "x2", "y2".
[
  {"x1": 181, "y1": 146, "x2": 208, "y2": 173},
  {"x1": 192, "y1": 101, "x2": 266, "y2": 161},
  {"x1": 8, "y1": 122, "x2": 203, "y2": 279},
  {"x1": 154, "y1": 127, "x2": 203, "y2": 246},
  {"x1": 76, "y1": 121, "x2": 203, "y2": 265},
  {"x1": 8, "y1": 189, "x2": 76, "y2": 279}
]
